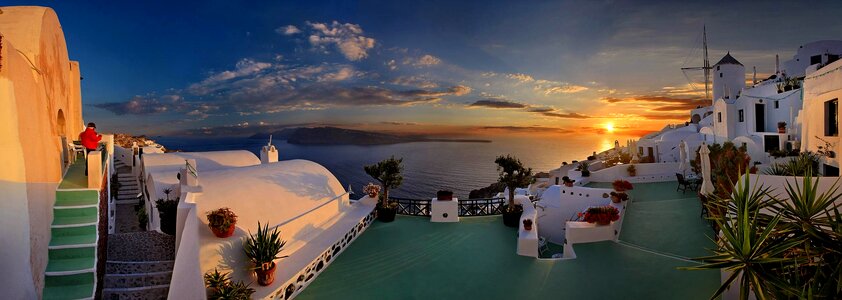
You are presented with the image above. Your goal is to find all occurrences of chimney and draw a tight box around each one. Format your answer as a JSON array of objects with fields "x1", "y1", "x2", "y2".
[{"x1": 260, "y1": 135, "x2": 278, "y2": 164}]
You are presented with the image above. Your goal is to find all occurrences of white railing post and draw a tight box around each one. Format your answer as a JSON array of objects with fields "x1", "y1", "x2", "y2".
[{"x1": 87, "y1": 150, "x2": 103, "y2": 188}]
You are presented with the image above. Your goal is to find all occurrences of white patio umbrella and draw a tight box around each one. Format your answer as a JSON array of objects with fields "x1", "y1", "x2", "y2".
[
  {"x1": 678, "y1": 140, "x2": 688, "y2": 175},
  {"x1": 630, "y1": 140, "x2": 639, "y2": 163},
  {"x1": 699, "y1": 142, "x2": 715, "y2": 195}
]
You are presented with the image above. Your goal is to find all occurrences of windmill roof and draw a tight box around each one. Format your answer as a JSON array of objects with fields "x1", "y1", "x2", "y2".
[{"x1": 714, "y1": 52, "x2": 743, "y2": 66}]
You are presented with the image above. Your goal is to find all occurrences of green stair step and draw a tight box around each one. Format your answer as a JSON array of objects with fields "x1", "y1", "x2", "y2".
[
  {"x1": 46, "y1": 247, "x2": 95, "y2": 273},
  {"x1": 50, "y1": 226, "x2": 97, "y2": 247},
  {"x1": 52, "y1": 207, "x2": 98, "y2": 227},
  {"x1": 55, "y1": 190, "x2": 99, "y2": 207},
  {"x1": 43, "y1": 273, "x2": 94, "y2": 300}
]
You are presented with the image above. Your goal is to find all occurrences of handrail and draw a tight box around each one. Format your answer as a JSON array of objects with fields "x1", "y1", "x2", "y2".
[
  {"x1": 388, "y1": 197, "x2": 506, "y2": 216},
  {"x1": 269, "y1": 191, "x2": 351, "y2": 230},
  {"x1": 185, "y1": 160, "x2": 198, "y2": 179}
]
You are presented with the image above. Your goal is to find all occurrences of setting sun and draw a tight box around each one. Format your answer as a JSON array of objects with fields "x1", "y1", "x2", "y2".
[{"x1": 605, "y1": 122, "x2": 615, "y2": 133}]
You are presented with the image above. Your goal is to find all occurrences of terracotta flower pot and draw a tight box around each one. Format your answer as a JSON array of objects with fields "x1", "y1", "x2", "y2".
[
  {"x1": 368, "y1": 192, "x2": 378, "y2": 199},
  {"x1": 256, "y1": 262, "x2": 277, "y2": 286},
  {"x1": 611, "y1": 195, "x2": 622, "y2": 203},
  {"x1": 597, "y1": 220, "x2": 610, "y2": 226},
  {"x1": 523, "y1": 222, "x2": 533, "y2": 231},
  {"x1": 210, "y1": 224, "x2": 236, "y2": 238}
]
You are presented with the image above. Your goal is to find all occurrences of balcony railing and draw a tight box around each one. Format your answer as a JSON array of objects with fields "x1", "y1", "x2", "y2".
[{"x1": 389, "y1": 197, "x2": 506, "y2": 217}]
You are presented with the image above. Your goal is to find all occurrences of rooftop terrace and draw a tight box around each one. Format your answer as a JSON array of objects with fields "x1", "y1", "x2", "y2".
[{"x1": 297, "y1": 181, "x2": 719, "y2": 299}]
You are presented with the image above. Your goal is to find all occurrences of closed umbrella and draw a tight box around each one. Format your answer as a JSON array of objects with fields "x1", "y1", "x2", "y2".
[
  {"x1": 699, "y1": 142, "x2": 715, "y2": 195},
  {"x1": 678, "y1": 140, "x2": 688, "y2": 175},
  {"x1": 631, "y1": 140, "x2": 639, "y2": 163}
]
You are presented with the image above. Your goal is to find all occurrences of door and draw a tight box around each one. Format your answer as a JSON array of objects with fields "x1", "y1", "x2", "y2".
[
  {"x1": 755, "y1": 104, "x2": 765, "y2": 132},
  {"x1": 764, "y1": 135, "x2": 780, "y2": 153}
]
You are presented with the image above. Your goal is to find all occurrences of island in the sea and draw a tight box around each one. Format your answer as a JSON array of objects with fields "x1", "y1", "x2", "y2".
[{"x1": 249, "y1": 126, "x2": 491, "y2": 145}]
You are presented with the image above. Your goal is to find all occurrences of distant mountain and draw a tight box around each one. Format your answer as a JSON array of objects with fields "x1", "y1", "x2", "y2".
[
  {"x1": 248, "y1": 127, "x2": 300, "y2": 140},
  {"x1": 251, "y1": 127, "x2": 490, "y2": 145}
]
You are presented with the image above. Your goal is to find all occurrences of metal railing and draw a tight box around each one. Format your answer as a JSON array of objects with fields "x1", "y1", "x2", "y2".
[
  {"x1": 389, "y1": 197, "x2": 506, "y2": 216},
  {"x1": 391, "y1": 197, "x2": 431, "y2": 216}
]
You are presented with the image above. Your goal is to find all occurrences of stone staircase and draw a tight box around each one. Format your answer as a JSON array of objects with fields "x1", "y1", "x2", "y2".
[
  {"x1": 114, "y1": 160, "x2": 141, "y2": 205},
  {"x1": 101, "y1": 260, "x2": 173, "y2": 300},
  {"x1": 101, "y1": 159, "x2": 175, "y2": 299}
]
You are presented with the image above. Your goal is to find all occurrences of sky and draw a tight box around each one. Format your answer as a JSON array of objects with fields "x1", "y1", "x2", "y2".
[{"x1": 9, "y1": 0, "x2": 842, "y2": 137}]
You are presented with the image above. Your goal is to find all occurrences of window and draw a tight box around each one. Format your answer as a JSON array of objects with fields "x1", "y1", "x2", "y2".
[
  {"x1": 774, "y1": 100, "x2": 779, "y2": 109},
  {"x1": 719, "y1": 72, "x2": 723, "y2": 78},
  {"x1": 716, "y1": 66, "x2": 720, "y2": 71},
  {"x1": 829, "y1": 54, "x2": 840, "y2": 65},
  {"x1": 826, "y1": 99, "x2": 839, "y2": 136},
  {"x1": 738, "y1": 109, "x2": 744, "y2": 122},
  {"x1": 718, "y1": 112, "x2": 722, "y2": 123},
  {"x1": 811, "y1": 55, "x2": 822, "y2": 65}
]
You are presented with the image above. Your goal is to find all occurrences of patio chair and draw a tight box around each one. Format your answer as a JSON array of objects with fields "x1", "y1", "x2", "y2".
[
  {"x1": 68, "y1": 141, "x2": 87, "y2": 162},
  {"x1": 676, "y1": 173, "x2": 698, "y2": 193}
]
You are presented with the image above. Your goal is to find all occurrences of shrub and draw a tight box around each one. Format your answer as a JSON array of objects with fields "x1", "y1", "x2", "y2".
[
  {"x1": 155, "y1": 198, "x2": 178, "y2": 235},
  {"x1": 495, "y1": 155, "x2": 534, "y2": 212}
]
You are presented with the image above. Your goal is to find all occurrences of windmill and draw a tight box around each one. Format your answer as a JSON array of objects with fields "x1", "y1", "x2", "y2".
[{"x1": 681, "y1": 25, "x2": 712, "y2": 106}]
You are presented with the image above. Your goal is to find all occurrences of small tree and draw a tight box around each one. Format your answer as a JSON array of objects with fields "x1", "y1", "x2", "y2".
[
  {"x1": 495, "y1": 155, "x2": 534, "y2": 212},
  {"x1": 364, "y1": 156, "x2": 404, "y2": 207}
]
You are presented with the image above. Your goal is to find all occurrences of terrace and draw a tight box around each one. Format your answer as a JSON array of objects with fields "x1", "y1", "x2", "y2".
[{"x1": 297, "y1": 181, "x2": 719, "y2": 299}]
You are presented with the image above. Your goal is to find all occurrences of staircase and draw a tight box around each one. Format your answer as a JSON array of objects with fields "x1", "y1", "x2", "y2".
[
  {"x1": 102, "y1": 260, "x2": 173, "y2": 299},
  {"x1": 114, "y1": 160, "x2": 141, "y2": 205},
  {"x1": 101, "y1": 158, "x2": 176, "y2": 299},
  {"x1": 43, "y1": 159, "x2": 101, "y2": 300}
]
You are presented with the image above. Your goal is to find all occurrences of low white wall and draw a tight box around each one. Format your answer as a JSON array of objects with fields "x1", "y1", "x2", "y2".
[
  {"x1": 169, "y1": 196, "x2": 204, "y2": 300},
  {"x1": 536, "y1": 185, "x2": 614, "y2": 245},
  {"x1": 114, "y1": 145, "x2": 134, "y2": 167},
  {"x1": 516, "y1": 196, "x2": 538, "y2": 257},
  {"x1": 588, "y1": 162, "x2": 680, "y2": 183}
]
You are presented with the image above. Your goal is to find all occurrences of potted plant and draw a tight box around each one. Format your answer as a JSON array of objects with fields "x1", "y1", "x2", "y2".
[
  {"x1": 204, "y1": 268, "x2": 255, "y2": 299},
  {"x1": 436, "y1": 190, "x2": 454, "y2": 201},
  {"x1": 243, "y1": 222, "x2": 288, "y2": 286},
  {"x1": 522, "y1": 219, "x2": 533, "y2": 231},
  {"x1": 364, "y1": 156, "x2": 404, "y2": 222},
  {"x1": 778, "y1": 122, "x2": 787, "y2": 133},
  {"x1": 495, "y1": 155, "x2": 534, "y2": 227},
  {"x1": 583, "y1": 206, "x2": 620, "y2": 226},
  {"x1": 363, "y1": 183, "x2": 380, "y2": 199},
  {"x1": 627, "y1": 164, "x2": 637, "y2": 177},
  {"x1": 578, "y1": 161, "x2": 590, "y2": 177},
  {"x1": 206, "y1": 207, "x2": 238, "y2": 238}
]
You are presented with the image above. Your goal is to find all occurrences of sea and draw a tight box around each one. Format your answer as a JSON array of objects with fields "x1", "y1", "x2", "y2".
[{"x1": 153, "y1": 134, "x2": 637, "y2": 199}]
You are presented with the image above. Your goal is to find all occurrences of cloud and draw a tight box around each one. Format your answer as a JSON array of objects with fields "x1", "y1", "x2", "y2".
[
  {"x1": 403, "y1": 54, "x2": 442, "y2": 67},
  {"x1": 478, "y1": 126, "x2": 574, "y2": 134},
  {"x1": 276, "y1": 25, "x2": 301, "y2": 35},
  {"x1": 539, "y1": 111, "x2": 590, "y2": 119},
  {"x1": 305, "y1": 21, "x2": 376, "y2": 61},
  {"x1": 468, "y1": 99, "x2": 527, "y2": 109},
  {"x1": 534, "y1": 82, "x2": 589, "y2": 94},
  {"x1": 317, "y1": 67, "x2": 359, "y2": 82},
  {"x1": 639, "y1": 113, "x2": 689, "y2": 120},
  {"x1": 94, "y1": 94, "x2": 188, "y2": 115},
  {"x1": 506, "y1": 73, "x2": 535, "y2": 83},
  {"x1": 390, "y1": 76, "x2": 438, "y2": 89},
  {"x1": 601, "y1": 95, "x2": 707, "y2": 112},
  {"x1": 386, "y1": 59, "x2": 397, "y2": 70}
]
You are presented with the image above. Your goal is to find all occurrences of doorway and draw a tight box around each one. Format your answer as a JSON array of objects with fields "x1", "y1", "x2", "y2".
[{"x1": 755, "y1": 104, "x2": 765, "y2": 132}]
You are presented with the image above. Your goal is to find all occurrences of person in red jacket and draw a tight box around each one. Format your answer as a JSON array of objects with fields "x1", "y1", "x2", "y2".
[{"x1": 79, "y1": 122, "x2": 102, "y2": 175}]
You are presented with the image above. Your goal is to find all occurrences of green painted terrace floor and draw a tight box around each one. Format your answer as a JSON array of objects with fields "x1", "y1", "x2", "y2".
[
  {"x1": 44, "y1": 158, "x2": 101, "y2": 300},
  {"x1": 298, "y1": 182, "x2": 719, "y2": 300}
]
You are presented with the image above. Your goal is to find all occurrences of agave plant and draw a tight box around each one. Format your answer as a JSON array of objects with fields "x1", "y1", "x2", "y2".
[
  {"x1": 204, "y1": 268, "x2": 255, "y2": 300},
  {"x1": 243, "y1": 222, "x2": 288, "y2": 271},
  {"x1": 687, "y1": 172, "x2": 842, "y2": 299}
]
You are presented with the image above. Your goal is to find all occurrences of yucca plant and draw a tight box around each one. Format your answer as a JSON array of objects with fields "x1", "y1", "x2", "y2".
[
  {"x1": 687, "y1": 172, "x2": 842, "y2": 299},
  {"x1": 244, "y1": 222, "x2": 288, "y2": 270},
  {"x1": 243, "y1": 221, "x2": 288, "y2": 286},
  {"x1": 204, "y1": 268, "x2": 231, "y2": 292}
]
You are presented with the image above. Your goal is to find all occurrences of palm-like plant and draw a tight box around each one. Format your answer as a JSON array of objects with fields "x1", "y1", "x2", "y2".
[
  {"x1": 204, "y1": 268, "x2": 255, "y2": 300},
  {"x1": 363, "y1": 156, "x2": 404, "y2": 207},
  {"x1": 688, "y1": 172, "x2": 842, "y2": 299},
  {"x1": 243, "y1": 222, "x2": 288, "y2": 271},
  {"x1": 495, "y1": 155, "x2": 534, "y2": 212}
]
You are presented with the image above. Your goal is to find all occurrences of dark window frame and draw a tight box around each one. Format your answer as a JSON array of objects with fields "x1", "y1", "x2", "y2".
[
  {"x1": 717, "y1": 112, "x2": 722, "y2": 123},
  {"x1": 826, "y1": 99, "x2": 839, "y2": 137},
  {"x1": 738, "y1": 109, "x2": 744, "y2": 122}
]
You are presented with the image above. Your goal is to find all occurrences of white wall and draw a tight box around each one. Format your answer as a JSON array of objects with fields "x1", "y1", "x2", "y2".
[
  {"x1": 536, "y1": 185, "x2": 614, "y2": 244},
  {"x1": 802, "y1": 59, "x2": 842, "y2": 173},
  {"x1": 713, "y1": 63, "x2": 746, "y2": 101},
  {"x1": 782, "y1": 40, "x2": 842, "y2": 77}
]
